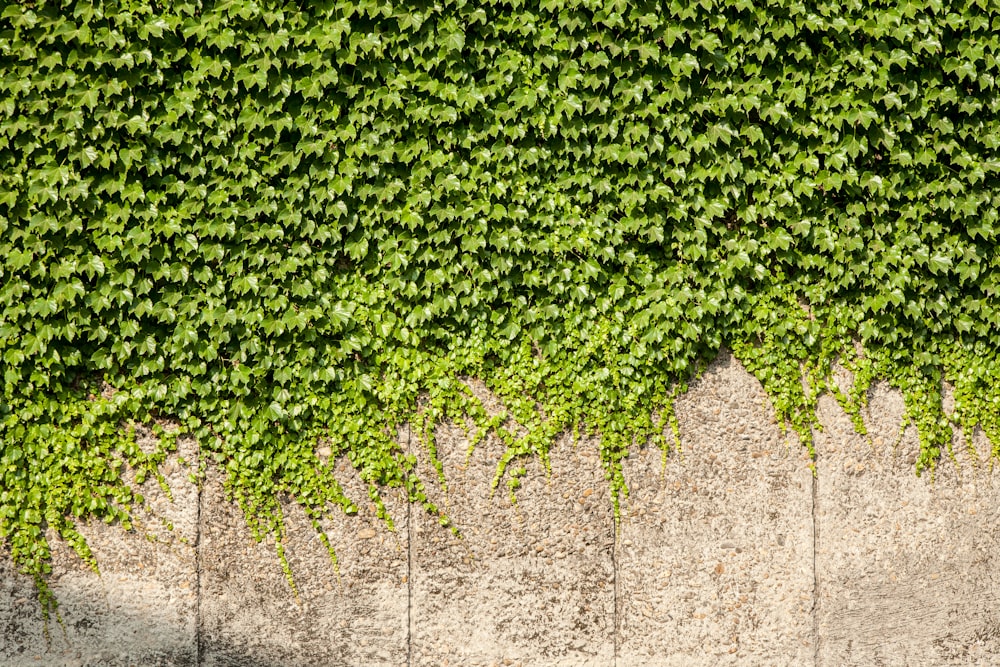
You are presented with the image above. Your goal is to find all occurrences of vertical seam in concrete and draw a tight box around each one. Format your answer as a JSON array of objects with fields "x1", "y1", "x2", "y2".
[
  {"x1": 195, "y1": 468, "x2": 203, "y2": 667},
  {"x1": 613, "y1": 511, "x2": 618, "y2": 666},
  {"x1": 406, "y1": 424, "x2": 413, "y2": 667},
  {"x1": 811, "y1": 464, "x2": 819, "y2": 667}
]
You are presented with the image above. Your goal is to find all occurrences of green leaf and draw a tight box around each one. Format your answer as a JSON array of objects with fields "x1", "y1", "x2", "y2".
[{"x1": 928, "y1": 251, "x2": 952, "y2": 275}]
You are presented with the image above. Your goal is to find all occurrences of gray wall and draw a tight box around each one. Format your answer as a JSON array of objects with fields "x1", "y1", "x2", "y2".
[{"x1": 4, "y1": 352, "x2": 1000, "y2": 666}]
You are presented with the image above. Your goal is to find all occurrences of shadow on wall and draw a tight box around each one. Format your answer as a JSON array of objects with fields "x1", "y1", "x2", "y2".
[
  {"x1": 2, "y1": 422, "x2": 410, "y2": 667},
  {"x1": 0, "y1": 578, "x2": 358, "y2": 667},
  {"x1": 6, "y1": 352, "x2": 1000, "y2": 667}
]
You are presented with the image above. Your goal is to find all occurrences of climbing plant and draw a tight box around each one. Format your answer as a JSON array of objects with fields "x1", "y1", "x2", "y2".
[{"x1": 4, "y1": 0, "x2": 1000, "y2": 613}]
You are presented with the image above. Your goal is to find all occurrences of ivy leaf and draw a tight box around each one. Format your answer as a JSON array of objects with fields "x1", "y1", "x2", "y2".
[{"x1": 928, "y1": 251, "x2": 952, "y2": 275}]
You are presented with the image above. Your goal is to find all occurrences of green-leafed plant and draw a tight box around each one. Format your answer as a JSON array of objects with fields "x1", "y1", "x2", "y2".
[{"x1": 4, "y1": 0, "x2": 1000, "y2": 614}]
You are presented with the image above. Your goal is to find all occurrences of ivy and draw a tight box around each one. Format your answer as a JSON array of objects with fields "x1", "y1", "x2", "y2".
[{"x1": 5, "y1": 0, "x2": 1000, "y2": 614}]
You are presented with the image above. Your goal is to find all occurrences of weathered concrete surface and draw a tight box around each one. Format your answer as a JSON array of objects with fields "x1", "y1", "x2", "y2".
[
  {"x1": 198, "y1": 437, "x2": 409, "y2": 667},
  {"x1": 6, "y1": 357, "x2": 1000, "y2": 665},
  {"x1": 409, "y1": 384, "x2": 615, "y2": 667},
  {"x1": 814, "y1": 382, "x2": 1000, "y2": 667},
  {"x1": 1, "y1": 430, "x2": 199, "y2": 667},
  {"x1": 618, "y1": 353, "x2": 816, "y2": 666}
]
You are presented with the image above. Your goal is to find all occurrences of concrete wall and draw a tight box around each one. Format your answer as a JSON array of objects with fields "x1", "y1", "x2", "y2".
[{"x1": 4, "y1": 352, "x2": 1000, "y2": 666}]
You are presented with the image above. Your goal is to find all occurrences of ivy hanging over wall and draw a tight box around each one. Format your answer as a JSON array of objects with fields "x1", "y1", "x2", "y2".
[{"x1": 4, "y1": 0, "x2": 1000, "y2": 611}]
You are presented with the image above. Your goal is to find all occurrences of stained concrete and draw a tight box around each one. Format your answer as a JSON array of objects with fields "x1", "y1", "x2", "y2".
[
  {"x1": 617, "y1": 354, "x2": 815, "y2": 666},
  {"x1": 408, "y1": 397, "x2": 615, "y2": 666},
  {"x1": 198, "y1": 437, "x2": 409, "y2": 667},
  {"x1": 1, "y1": 430, "x2": 199, "y2": 667},
  {"x1": 814, "y1": 380, "x2": 1000, "y2": 666},
  {"x1": 4, "y1": 354, "x2": 1000, "y2": 665}
]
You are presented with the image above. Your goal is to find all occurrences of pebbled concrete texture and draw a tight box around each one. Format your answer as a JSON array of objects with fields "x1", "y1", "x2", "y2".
[
  {"x1": 814, "y1": 379, "x2": 1000, "y2": 667},
  {"x1": 1, "y1": 429, "x2": 199, "y2": 667},
  {"x1": 617, "y1": 353, "x2": 815, "y2": 666},
  {"x1": 198, "y1": 434, "x2": 409, "y2": 667},
  {"x1": 4, "y1": 353, "x2": 1000, "y2": 665},
  {"x1": 408, "y1": 382, "x2": 616, "y2": 667}
]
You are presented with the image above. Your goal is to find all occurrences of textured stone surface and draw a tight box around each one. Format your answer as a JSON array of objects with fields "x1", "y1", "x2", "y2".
[
  {"x1": 198, "y1": 435, "x2": 409, "y2": 667},
  {"x1": 1, "y1": 430, "x2": 199, "y2": 667},
  {"x1": 6, "y1": 356, "x2": 1000, "y2": 665},
  {"x1": 814, "y1": 381, "x2": 1000, "y2": 667},
  {"x1": 409, "y1": 383, "x2": 615, "y2": 667},
  {"x1": 617, "y1": 353, "x2": 816, "y2": 666}
]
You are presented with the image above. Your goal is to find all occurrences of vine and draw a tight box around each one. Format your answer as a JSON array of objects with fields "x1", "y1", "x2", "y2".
[{"x1": 3, "y1": 0, "x2": 1000, "y2": 615}]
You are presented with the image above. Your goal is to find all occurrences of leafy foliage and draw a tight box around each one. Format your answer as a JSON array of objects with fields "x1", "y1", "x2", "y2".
[{"x1": 4, "y1": 0, "x2": 1000, "y2": 610}]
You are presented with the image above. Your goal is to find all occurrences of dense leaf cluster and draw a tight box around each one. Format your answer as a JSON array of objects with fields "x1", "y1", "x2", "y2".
[{"x1": 4, "y1": 0, "x2": 1000, "y2": 603}]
